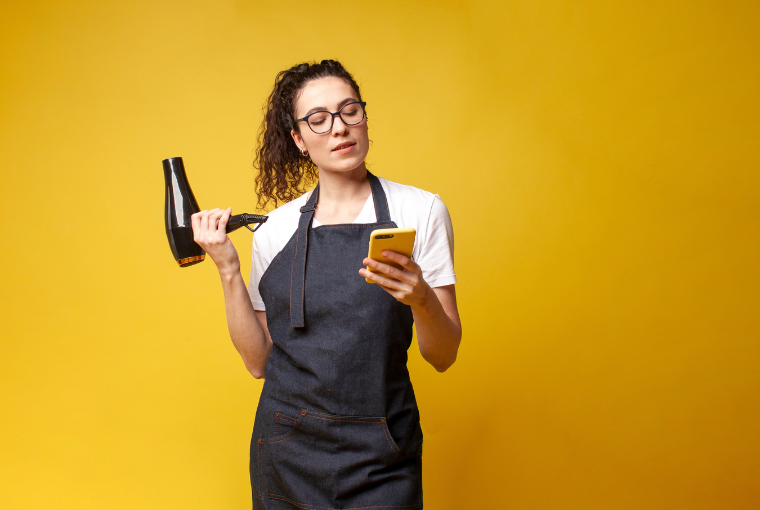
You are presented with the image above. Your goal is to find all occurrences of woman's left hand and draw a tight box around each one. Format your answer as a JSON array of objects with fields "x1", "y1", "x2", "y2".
[{"x1": 360, "y1": 251, "x2": 432, "y2": 308}]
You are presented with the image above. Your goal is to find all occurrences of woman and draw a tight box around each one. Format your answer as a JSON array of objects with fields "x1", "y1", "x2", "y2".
[{"x1": 191, "y1": 60, "x2": 462, "y2": 510}]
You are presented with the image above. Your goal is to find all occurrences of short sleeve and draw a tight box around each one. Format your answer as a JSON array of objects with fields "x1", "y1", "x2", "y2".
[
  {"x1": 248, "y1": 230, "x2": 268, "y2": 310},
  {"x1": 416, "y1": 195, "x2": 456, "y2": 288}
]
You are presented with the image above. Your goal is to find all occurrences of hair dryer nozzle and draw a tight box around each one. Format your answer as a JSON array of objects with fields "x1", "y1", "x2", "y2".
[
  {"x1": 163, "y1": 157, "x2": 205, "y2": 267},
  {"x1": 163, "y1": 157, "x2": 267, "y2": 268}
]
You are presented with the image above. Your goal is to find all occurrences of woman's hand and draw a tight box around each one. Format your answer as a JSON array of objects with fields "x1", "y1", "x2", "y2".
[
  {"x1": 191, "y1": 207, "x2": 240, "y2": 276},
  {"x1": 360, "y1": 251, "x2": 433, "y2": 309},
  {"x1": 361, "y1": 251, "x2": 462, "y2": 372}
]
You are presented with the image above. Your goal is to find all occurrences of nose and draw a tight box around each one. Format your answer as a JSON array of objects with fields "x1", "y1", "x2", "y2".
[{"x1": 330, "y1": 113, "x2": 349, "y2": 135}]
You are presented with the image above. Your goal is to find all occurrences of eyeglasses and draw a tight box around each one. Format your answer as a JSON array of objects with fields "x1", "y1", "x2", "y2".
[{"x1": 295, "y1": 101, "x2": 367, "y2": 134}]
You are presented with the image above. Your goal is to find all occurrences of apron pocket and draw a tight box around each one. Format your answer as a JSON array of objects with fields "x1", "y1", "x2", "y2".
[
  {"x1": 272, "y1": 412, "x2": 299, "y2": 441},
  {"x1": 263, "y1": 410, "x2": 422, "y2": 509}
]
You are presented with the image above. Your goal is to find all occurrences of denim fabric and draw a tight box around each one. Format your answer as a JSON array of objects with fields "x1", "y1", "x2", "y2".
[{"x1": 250, "y1": 173, "x2": 423, "y2": 510}]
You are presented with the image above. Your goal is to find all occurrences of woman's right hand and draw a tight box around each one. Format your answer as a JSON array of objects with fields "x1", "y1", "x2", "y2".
[{"x1": 191, "y1": 207, "x2": 240, "y2": 275}]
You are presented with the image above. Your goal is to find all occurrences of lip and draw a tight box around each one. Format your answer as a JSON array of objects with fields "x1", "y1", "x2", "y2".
[{"x1": 332, "y1": 142, "x2": 356, "y2": 153}]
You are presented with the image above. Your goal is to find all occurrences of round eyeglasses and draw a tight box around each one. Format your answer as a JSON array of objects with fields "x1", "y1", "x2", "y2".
[{"x1": 295, "y1": 101, "x2": 367, "y2": 134}]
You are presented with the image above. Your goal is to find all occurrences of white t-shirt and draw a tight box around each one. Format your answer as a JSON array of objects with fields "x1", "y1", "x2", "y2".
[{"x1": 248, "y1": 176, "x2": 456, "y2": 311}]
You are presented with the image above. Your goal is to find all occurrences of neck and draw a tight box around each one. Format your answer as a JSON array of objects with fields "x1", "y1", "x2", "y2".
[
  {"x1": 315, "y1": 162, "x2": 370, "y2": 204},
  {"x1": 311, "y1": 162, "x2": 372, "y2": 225}
]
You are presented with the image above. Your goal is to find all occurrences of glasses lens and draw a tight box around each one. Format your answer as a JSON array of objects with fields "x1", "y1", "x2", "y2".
[
  {"x1": 339, "y1": 102, "x2": 365, "y2": 125},
  {"x1": 307, "y1": 111, "x2": 332, "y2": 134}
]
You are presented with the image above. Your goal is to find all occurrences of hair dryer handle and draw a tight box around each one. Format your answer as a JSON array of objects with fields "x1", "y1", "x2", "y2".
[{"x1": 226, "y1": 213, "x2": 269, "y2": 233}]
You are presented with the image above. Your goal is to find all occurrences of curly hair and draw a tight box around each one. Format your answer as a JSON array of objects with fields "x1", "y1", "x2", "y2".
[{"x1": 254, "y1": 60, "x2": 363, "y2": 210}]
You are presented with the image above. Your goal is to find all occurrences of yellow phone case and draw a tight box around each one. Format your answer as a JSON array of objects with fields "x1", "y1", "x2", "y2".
[{"x1": 365, "y1": 228, "x2": 416, "y2": 283}]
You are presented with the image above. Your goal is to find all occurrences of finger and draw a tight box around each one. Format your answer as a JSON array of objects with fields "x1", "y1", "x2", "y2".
[
  {"x1": 382, "y1": 250, "x2": 419, "y2": 273},
  {"x1": 218, "y1": 207, "x2": 232, "y2": 231},
  {"x1": 208, "y1": 208, "x2": 223, "y2": 229},
  {"x1": 200, "y1": 210, "x2": 211, "y2": 238},
  {"x1": 212, "y1": 211, "x2": 225, "y2": 231},
  {"x1": 360, "y1": 268, "x2": 406, "y2": 291},
  {"x1": 361, "y1": 268, "x2": 399, "y2": 295},
  {"x1": 363, "y1": 258, "x2": 412, "y2": 284},
  {"x1": 191, "y1": 211, "x2": 203, "y2": 240},
  {"x1": 377, "y1": 283, "x2": 405, "y2": 301}
]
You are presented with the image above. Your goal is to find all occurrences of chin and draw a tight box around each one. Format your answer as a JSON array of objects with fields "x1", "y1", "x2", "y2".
[{"x1": 319, "y1": 154, "x2": 368, "y2": 174}]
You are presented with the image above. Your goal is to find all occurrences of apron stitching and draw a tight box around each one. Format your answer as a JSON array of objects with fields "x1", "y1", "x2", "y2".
[
  {"x1": 263, "y1": 491, "x2": 422, "y2": 510},
  {"x1": 257, "y1": 437, "x2": 265, "y2": 496},
  {"x1": 287, "y1": 411, "x2": 407, "y2": 458},
  {"x1": 306, "y1": 416, "x2": 384, "y2": 423},
  {"x1": 310, "y1": 222, "x2": 394, "y2": 230},
  {"x1": 304, "y1": 410, "x2": 386, "y2": 422},
  {"x1": 268, "y1": 420, "x2": 303, "y2": 443},
  {"x1": 289, "y1": 221, "x2": 300, "y2": 327},
  {"x1": 380, "y1": 423, "x2": 405, "y2": 459},
  {"x1": 299, "y1": 224, "x2": 307, "y2": 325}
]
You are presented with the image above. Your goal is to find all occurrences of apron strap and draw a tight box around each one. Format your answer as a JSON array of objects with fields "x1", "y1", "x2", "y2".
[
  {"x1": 290, "y1": 172, "x2": 390, "y2": 328},
  {"x1": 368, "y1": 172, "x2": 391, "y2": 223},
  {"x1": 290, "y1": 183, "x2": 319, "y2": 328}
]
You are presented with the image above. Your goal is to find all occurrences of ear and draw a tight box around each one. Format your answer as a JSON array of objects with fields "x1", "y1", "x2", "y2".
[{"x1": 290, "y1": 129, "x2": 305, "y2": 153}]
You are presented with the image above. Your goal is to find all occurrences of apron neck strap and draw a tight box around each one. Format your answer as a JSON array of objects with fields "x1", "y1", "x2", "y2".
[
  {"x1": 367, "y1": 172, "x2": 391, "y2": 223},
  {"x1": 291, "y1": 185, "x2": 317, "y2": 328},
  {"x1": 290, "y1": 171, "x2": 390, "y2": 328}
]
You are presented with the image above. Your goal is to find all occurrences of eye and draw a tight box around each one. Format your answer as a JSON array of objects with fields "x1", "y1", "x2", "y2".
[{"x1": 308, "y1": 111, "x2": 330, "y2": 125}]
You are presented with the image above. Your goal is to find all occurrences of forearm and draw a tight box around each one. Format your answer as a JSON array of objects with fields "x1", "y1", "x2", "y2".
[
  {"x1": 219, "y1": 267, "x2": 272, "y2": 378},
  {"x1": 412, "y1": 286, "x2": 462, "y2": 372}
]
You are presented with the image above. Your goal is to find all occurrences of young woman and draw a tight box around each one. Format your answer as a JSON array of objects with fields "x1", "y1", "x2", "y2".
[{"x1": 191, "y1": 60, "x2": 461, "y2": 510}]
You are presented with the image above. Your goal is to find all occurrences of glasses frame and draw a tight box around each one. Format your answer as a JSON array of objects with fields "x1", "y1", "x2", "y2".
[{"x1": 294, "y1": 101, "x2": 367, "y2": 134}]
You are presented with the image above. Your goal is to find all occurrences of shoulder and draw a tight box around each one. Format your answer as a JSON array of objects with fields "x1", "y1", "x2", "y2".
[
  {"x1": 258, "y1": 191, "x2": 310, "y2": 236},
  {"x1": 376, "y1": 176, "x2": 451, "y2": 228},
  {"x1": 252, "y1": 191, "x2": 310, "y2": 256},
  {"x1": 264, "y1": 191, "x2": 310, "y2": 226},
  {"x1": 377, "y1": 176, "x2": 439, "y2": 206}
]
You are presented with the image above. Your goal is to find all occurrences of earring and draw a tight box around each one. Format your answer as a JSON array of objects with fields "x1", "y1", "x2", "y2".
[{"x1": 300, "y1": 148, "x2": 308, "y2": 157}]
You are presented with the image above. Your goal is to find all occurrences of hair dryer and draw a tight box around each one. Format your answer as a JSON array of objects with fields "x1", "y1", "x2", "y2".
[{"x1": 163, "y1": 157, "x2": 267, "y2": 267}]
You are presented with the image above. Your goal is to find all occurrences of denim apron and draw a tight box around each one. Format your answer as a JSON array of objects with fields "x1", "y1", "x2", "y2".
[{"x1": 250, "y1": 173, "x2": 423, "y2": 510}]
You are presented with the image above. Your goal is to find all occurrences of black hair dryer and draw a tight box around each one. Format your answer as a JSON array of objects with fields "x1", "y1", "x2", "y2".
[{"x1": 163, "y1": 157, "x2": 267, "y2": 267}]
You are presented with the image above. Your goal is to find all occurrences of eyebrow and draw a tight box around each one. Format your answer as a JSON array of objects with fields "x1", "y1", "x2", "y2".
[{"x1": 302, "y1": 97, "x2": 358, "y2": 117}]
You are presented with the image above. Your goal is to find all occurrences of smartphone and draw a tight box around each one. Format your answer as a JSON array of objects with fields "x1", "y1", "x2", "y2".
[{"x1": 365, "y1": 228, "x2": 416, "y2": 283}]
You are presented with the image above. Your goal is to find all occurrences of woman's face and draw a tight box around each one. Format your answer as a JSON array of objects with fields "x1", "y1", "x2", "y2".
[{"x1": 291, "y1": 76, "x2": 369, "y2": 175}]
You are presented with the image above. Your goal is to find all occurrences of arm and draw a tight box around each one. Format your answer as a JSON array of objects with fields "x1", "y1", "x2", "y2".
[
  {"x1": 360, "y1": 254, "x2": 462, "y2": 372},
  {"x1": 192, "y1": 207, "x2": 272, "y2": 378},
  {"x1": 413, "y1": 284, "x2": 461, "y2": 371}
]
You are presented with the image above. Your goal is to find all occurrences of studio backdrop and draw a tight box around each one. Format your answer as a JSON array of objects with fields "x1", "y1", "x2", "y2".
[{"x1": 1, "y1": 1, "x2": 758, "y2": 508}]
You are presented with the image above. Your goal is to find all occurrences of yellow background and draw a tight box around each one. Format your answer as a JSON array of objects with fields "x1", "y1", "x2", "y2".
[{"x1": 1, "y1": 1, "x2": 758, "y2": 508}]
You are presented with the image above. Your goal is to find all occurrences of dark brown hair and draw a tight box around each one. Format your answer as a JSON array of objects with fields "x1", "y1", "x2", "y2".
[{"x1": 254, "y1": 60, "x2": 363, "y2": 209}]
